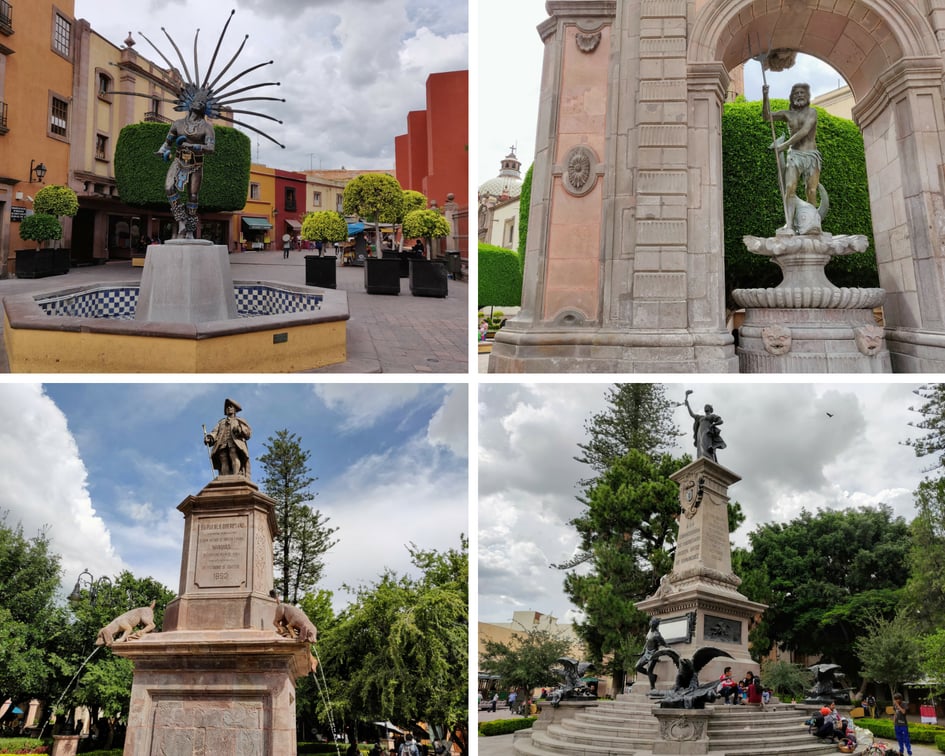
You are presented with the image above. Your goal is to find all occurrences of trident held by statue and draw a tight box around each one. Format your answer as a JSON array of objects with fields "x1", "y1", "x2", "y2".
[{"x1": 750, "y1": 31, "x2": 792, "y2": 232}]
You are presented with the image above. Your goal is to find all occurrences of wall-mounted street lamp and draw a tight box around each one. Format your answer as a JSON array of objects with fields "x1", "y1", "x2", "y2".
[
  {"x1": 67, "y1": 568, "x2": 112, "y2": 606},
  {"x1": 29, "y1": 159, "x2": 47, "y2": 183}
]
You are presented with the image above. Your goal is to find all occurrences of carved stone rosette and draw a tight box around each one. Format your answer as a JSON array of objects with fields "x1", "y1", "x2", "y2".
[
  {"x1": 575, "y1": 30, "x2": 601, "y2": 53},
  {"x1": 560, "y1": 145, "x2": 600, "y2": 197}
]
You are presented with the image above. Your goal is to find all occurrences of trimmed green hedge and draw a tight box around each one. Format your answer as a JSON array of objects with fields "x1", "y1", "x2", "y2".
[
  {"x1": 114, "y1": 122, "x2": 251, "y2": 211},
  {"x1": 478, "y1": 242, "x2": 522, "y2": 308},
  {"x1": 722, "y1": 99, "x2": 878, "y2": 304},
  {"x1": 854, "y1": 717, "x2": 945, "y2": 745},
  {"x1": 517, "y1": 163, "x2": 533, "y2": 272},
  {"x1": 478, "y1": 717, "x2": 536, "y2": 737}
]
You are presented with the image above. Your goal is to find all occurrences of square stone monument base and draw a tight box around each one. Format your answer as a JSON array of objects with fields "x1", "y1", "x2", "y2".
[{"x1": 114, "y1": 630, "x2": 310, "y2": 756}]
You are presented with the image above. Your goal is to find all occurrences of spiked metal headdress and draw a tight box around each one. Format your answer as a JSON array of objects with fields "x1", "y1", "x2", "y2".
[{"x1": 111, "y1": 9, "x2": 285, "y2": 148}]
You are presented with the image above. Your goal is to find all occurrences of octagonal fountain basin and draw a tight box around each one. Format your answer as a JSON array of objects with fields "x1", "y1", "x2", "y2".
[{"x1": 2, "y1": 279, "x2": 349, "y2": 373}]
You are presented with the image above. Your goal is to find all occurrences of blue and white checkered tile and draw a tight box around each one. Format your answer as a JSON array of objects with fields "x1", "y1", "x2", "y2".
[
  {"x1": 38, "y1": 287, "x2": 139, "y2": 320},
  {"x1": 36, "y1": 285, "x2": 321, "y2": 319},
  {"x1": 235, "y1": 285, "x2": 322, "y2": 317}
]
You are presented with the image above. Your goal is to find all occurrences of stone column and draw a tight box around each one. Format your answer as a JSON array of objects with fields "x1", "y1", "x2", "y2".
[
  {"x1": 637, "y1": 457, "x2": 766, "y2": 684},
  {"x1": 113, "y1": 476, "x2": 310, "y2": 756}
]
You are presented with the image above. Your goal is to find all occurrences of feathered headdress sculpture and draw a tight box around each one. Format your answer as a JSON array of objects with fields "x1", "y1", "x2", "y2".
[{"x1": 112, "y1": 9, "x2": 285, "y2": 148}]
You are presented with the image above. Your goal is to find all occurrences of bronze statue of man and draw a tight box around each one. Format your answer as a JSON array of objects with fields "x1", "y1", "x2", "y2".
[
  {"x1": 762, "y1": 82, "x2": 822, "y2": 226},
  {"x1": 684, "y1": 390, "x2": 726, "y2": 462},
  {"x1": 157, "y1": 91, "x2": 215, "y2": 239},
  {"x1": 634, "y1": 617, "x2": 669, "y2": 689},
  {"x1": 204, "y1": 398, "x2": 251, "y2": 477}
]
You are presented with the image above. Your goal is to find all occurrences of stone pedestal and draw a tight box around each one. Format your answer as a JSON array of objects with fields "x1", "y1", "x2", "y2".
[
  {"x1": 651, "y1": 709, "x2": 711, "y2": 755},
  {"x1": 637, "y1": 458, "x2": 766, "y2": 685},
  {"x1": 51, "y1": 735, "x2": 80, "y2": 756},
  {"x1": 736, "y1": 307, "x2": 892, "y2": 373},
  {"x1": 113, "y1": 476, "x2": 310, "y2": 756},
  {"x1": 162, "y1": 476, "x2": 278, "y2": 632},
  {"x1": 135, "y1": 240, "x2": 237, "y2": 323}
]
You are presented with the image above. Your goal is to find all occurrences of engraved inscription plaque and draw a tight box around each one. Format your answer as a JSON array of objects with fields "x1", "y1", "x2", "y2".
[{"x1": 195, "y1": 516, "x2": 248, "y2": 588}]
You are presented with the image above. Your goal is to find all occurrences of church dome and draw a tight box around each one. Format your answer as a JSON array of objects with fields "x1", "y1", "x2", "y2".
[{"x1": 479, "y1": 149, "x2": 523, "y2": 200}]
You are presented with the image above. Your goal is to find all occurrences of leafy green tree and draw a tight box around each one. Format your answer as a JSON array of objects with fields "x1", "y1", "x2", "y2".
[
  {"x1": 919, "y1": 628, "x2": 945, "y2": 700},
  {"x1": 855, "y1": 612, "x2": 923, "y2": 700},
  {"x1": 905, "y1": 384, "x2": 945, "y2": 475},
  {"x1": 301, "y1": 211, "x2": 348, "y2": 255},
  {"x1": 402, "y1": 208, "x2": 451, "y2": 259},
  {"x1": 317, "y1": 538, "x2": 468, "y2": 754},
  {"x1": 903, "y1": 477, "x2": 945, "y2": 631},
  {"x1": 18, "y1": 213, "x2": 63, "y2": 249},
  {"x1": 34, "y1": 184, "x2": 79, "y2": 219},
  {"x1": 574, "y1": 384, "x2": 681, "y2": 482},
  {"x1": 559, "y1": 449, "x2": 687, "y2": 689},
  {"x1": 759, "y1": 659, "x2": 812, "y2": 702},
  {"x1": 722, "y1": 99, "x2": 876, "y2": 305},
  {"x1": 0, "y1": 515, "x2": 62, "y2": 705},
  {"x1": 397, "y1": 190, "x2": 428, "y2": 251},
  {"x1": 480, "y1": 628, "x2": 574, "y2": 698},
  {"x1": 257, "y1": 430, "x2": 338, "y2": 605},
  {"x1": 342, "y1": 173, "x2": 404, "y2": 254},
  {"x1": 737, "y1": 505, "x2": 910, "y2": 676}
]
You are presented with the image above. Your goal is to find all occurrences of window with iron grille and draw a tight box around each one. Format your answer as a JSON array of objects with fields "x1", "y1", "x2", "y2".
[
  {"x1": 53, "y1": 12, "x2": 71, "y2": 57},
  {"x1": 50, "y1": 97, "x2": 68, "y2": 137},
  {"x1": 0, "y1": 0, "x2": 13, "y2": 32},
  {"x1": 285, "y1": 187, "x2": 297, "y2": 211},
  {"x1": 313, "y1": 191, "x2": 322, "y2": 207},
  {"x1": 249, "y1": 182, "x2": 260, "y2": 200},
  {"x1": 95, "y1": 134, "x2": 108, "y2": 160},
  {"x1": 98, "y1": 73, "x2": 111, "y2": 96}
]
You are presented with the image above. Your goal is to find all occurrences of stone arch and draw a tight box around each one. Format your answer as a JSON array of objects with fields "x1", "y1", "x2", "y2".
[{"x1": 689, "y1": 0, "x2": 945, "y2": 371}]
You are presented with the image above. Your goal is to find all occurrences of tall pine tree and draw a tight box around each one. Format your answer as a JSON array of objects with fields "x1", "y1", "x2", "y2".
[{"x1": 257, "y1": 430, "x2": 338, "y2": 604}]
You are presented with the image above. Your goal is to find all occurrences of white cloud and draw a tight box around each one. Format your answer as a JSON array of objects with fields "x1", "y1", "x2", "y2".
[
  {"x1": 0, "y1": 385, "x2": 124, "y2": 586},
  {"x1": 427, "y1": 385, "x2": 468, "y2": 457}
]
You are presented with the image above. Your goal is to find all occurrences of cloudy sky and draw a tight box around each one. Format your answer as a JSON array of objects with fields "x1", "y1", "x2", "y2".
[
  {"x1": 478, "y1": 382, "x2": 931, "y2": 623},
  {"x1": 75, "y1": 0, "x2": 468, "y2": 172},
  {"x1": 0, "y1": 382, "x2": 467, "y2": 612},
  {"x1": 477, "y1": 0, "x2": 846, "y2": 184}
]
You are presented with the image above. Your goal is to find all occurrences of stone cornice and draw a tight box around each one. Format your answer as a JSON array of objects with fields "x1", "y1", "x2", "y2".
[{"x1": 852, "y1": 56, "x2": 944, "y2": 128}]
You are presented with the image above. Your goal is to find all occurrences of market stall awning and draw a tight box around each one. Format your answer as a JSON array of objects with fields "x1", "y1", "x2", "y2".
[
  {"x1": 285, "y1": 219, "x2": 301, "y2": 231},
  {"x1": 347, "y1": 222, "x2": 365, "y2": 235},
  {"x1": 242, "y1": 217, "x2": 272, "y2": 230}
]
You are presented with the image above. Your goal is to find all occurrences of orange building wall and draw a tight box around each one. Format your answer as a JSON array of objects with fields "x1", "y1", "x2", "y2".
[
  {"x1": 394, "y1": 70, "x2": 467, "y2": 209},
  {"x1": 0, "y1": 0, "x2": 77, "y2": 268}
]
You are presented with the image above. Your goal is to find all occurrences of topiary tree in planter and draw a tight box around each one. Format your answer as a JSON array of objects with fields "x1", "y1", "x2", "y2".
[
  {"x1": 19, "y1": 213, "x2": 63, "y2": 249},
  {"x1": 301, "y1": 211, "x2": 348, "y2": 256},
  {"x1": 402, "y1": 208, "x2": 450, "y2": 260},
  {"x1": 31, "y1": 184, "x2": 78, "y2": 250},
  {"x1": 342, "y1": 173, "x2": 404, "y2": 255},
  {"x1": 397, "y1": 189, "x2": 427, "y2": 251}
]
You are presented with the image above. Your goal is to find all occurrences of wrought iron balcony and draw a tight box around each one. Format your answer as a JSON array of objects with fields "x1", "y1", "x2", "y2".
[
  {"x1": 143, "y1": 111, "x2": 171, "y2": 124},
  {"x1": 0, "y1": 101, "x2": 8, "y2": 134}
]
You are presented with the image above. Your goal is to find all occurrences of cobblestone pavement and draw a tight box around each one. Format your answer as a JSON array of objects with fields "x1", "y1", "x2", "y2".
[{"x1": 0, "y1": 250, "x2": 470, "y2": 374}]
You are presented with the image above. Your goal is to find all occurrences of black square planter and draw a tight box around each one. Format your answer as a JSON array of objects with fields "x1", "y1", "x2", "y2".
[
  {"x1": 409, "y1": 259, "x2": 448, "y2": 297},
  {"x1": 364, "y1": 258, "x2": 401, "y2": 294},
  {"x1": 15, "y1": 248, "x2": 70, "y2": 278},
  {"x1": 304, "y1": 255, "x2": 337, "y2": 289}
]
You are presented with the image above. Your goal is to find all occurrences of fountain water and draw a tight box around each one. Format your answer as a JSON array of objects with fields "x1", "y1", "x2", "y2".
[{"x1": 38, "y1": 645, "x2": 102, "y2": 739}]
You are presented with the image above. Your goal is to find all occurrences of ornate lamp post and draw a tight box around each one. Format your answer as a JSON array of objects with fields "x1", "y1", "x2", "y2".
[
  {"x1": 67, "y1": 568, "x2": 112, "y2": 606},
  {"x1": 29, "y1": 159, "x2": 47, "y2": 183}
]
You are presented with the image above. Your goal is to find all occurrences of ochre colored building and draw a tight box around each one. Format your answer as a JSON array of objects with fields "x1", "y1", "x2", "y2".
[{"x1": 0, "y1": 0, "x2": 76, "y2": 275}]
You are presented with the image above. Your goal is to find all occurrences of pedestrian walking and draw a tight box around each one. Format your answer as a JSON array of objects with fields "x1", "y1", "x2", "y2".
[{"x1": 893, "y1": 693, "x2": 913, "y2": 756}]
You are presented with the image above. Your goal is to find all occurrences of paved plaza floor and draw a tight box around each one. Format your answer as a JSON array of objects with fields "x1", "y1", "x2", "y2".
[{"x1": 0, "y1": 250, "x2": 469, "y2": 374}]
